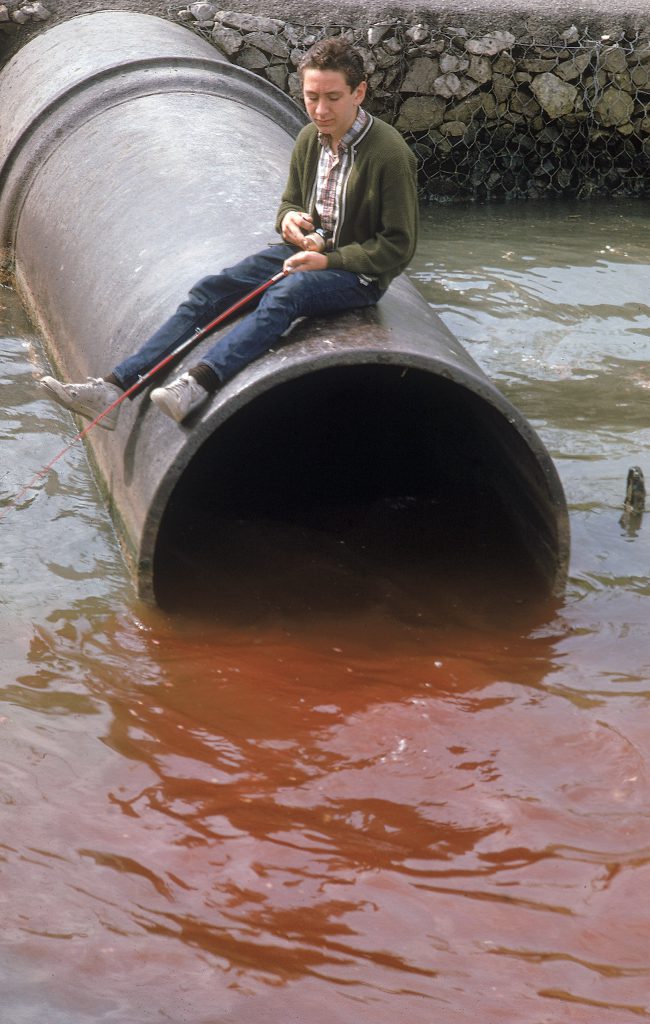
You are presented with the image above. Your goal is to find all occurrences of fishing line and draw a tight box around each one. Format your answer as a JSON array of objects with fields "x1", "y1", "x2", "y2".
[{"x1": 0, "y1": 269, "x2": 288, "y2": 520}]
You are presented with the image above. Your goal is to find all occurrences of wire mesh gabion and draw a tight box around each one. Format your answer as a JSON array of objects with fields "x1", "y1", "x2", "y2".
[{"x1": 179, "y1": 6, "x2": 650, "y2": 203}]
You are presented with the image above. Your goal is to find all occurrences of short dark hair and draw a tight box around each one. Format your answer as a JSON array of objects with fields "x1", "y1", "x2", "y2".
[{"x1": 298, "y1": 37, "x2": 366, "y2": 90}]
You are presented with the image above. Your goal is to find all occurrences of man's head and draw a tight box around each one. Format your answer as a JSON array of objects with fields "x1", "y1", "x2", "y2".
[
  {"x1": 298, "y1": 38, "x2": 368, "y2": 146},
  {"x1": 298, "y1": 37, "x2": 366, "y2": 91}
]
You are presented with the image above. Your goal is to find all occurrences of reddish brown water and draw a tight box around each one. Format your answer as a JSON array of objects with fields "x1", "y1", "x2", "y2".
[{"x1": 2, "y1": 201, "x2": 650, "y2": 1022}]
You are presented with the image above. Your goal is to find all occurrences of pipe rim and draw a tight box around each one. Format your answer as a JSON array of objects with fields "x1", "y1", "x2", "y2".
[{"x1": 138, "y1": 345, "x2": 570, "y2": 603}]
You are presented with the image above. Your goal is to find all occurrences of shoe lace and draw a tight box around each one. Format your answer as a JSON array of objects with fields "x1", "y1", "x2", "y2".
[{"x1": 167, "y1": 375, "x2": 195, "y2": 398}]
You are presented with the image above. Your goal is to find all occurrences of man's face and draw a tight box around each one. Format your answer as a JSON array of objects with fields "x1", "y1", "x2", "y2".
[{"x1": 302, "y1": 68, "x2": 367, "y2": 145}]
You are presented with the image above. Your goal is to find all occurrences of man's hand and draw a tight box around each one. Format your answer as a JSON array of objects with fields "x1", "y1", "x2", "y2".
[
  {"x1": 283, "y1": 250, "x2": 328, "y2": 273},
  {"x1": 302, "y1": 231, "x2": 326, "y2": 253},
  {"x1": 281, "y1": 210, "x2": 315, "y2": 247}
]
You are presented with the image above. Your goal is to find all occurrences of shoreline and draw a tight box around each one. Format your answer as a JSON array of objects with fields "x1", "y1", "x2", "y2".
[{"x1": 2, "y1": 0, "x2": 649, "y2": 202}]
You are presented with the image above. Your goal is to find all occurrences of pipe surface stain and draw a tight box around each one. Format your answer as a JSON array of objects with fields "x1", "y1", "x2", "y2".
[{"x1": 1, "y1": 199, "x2": 650, "y2": 1023}]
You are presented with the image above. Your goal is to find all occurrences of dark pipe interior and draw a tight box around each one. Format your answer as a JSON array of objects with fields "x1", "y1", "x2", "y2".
[{"x1": 153, "y1": 365, "x2": 556, "y2": 622}]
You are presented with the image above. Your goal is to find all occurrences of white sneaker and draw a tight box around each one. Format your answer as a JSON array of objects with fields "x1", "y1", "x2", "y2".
[
  {"x1": 40, "y1": 376, "x2": 123, "y2": 431},
  {"x1": 150, "y1": 372, "x2": 210, "y2": 423}
]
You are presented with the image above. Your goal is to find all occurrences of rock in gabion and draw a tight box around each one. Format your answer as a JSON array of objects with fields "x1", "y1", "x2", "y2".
[
  {"x1": 465, "y1": 31, "x2": 516, "y2": 57},
  {"x1": 530, "y1": 73, "x2": 580, "y2": 119},
  {"x1": 3, "y1": 1, "x2": 50, "y2": 24}
]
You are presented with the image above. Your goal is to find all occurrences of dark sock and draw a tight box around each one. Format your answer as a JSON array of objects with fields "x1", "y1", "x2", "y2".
[
  {"x1": 103, "y1": 372, "x2": 124, "y2": 390},
  {"x1": 188, "y1": 363, "x2": 221, "y2": 393}
]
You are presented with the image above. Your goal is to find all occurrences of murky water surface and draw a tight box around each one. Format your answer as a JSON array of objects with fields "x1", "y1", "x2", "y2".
[{"x1": 1, "y1": 200, "x2": 649, "y2": 1023}]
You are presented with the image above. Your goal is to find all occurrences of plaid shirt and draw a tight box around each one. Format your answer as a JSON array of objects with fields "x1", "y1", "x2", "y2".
[{"x1": 316, "y1": 107, "x2": 369, "y2": 244}]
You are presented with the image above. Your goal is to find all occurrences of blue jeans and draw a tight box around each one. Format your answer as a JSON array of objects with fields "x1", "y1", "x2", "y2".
[{"x1": 112, "y1": 243, "x2": 383, "y2": 389}]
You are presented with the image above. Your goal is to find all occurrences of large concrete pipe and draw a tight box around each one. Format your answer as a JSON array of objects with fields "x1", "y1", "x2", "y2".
[{"x1": 0, "y1": 12, "x2": 569, "y2": 608}]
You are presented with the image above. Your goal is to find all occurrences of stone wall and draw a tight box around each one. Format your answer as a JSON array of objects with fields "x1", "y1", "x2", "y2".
[
  {"x1": 179, "y1": 5, "x2": 650, "y2": 202},
  {"x1": 2, "y1": 0, "x2": 649, "y2": 201}
]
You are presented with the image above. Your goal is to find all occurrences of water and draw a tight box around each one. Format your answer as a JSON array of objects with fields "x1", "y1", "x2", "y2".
[{"x1": 1, "y1": 199, "x2": 649, "y2": 1023}]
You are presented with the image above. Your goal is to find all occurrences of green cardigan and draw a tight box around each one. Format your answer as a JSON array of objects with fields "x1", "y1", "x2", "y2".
[{"x1": 275, "y1": 114, "x2": 419, "y2": 292}]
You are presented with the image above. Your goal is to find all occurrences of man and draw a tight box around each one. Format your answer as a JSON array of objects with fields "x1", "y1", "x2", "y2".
[{"x1": 40, "y1": 37, "x2": 418, "y2": 428}]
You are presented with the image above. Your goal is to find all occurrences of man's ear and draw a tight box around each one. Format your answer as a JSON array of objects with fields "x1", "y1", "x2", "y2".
[{"x1": 354, "y1": 80, "x2": 368, "y2": 105}]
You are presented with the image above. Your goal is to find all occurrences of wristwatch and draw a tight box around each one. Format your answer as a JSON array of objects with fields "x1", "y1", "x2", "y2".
[{"x1": 313, "y1": 227, "x2": 332, "y2": 250}]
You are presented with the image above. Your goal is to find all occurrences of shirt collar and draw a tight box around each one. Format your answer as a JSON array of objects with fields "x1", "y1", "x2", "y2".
[{"x1": 318, "y1": 106, "x2": 369, "y2": 152}]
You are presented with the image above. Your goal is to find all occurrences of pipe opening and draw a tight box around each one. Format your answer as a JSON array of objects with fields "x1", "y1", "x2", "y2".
[{"x1": 153, "y1": 365, "x2": 560, "y2": 623}]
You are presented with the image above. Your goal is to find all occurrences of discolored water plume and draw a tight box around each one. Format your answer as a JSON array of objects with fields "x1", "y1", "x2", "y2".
[{"x1": 2, "y1": 201, "x2": 650, "y2": 1024}]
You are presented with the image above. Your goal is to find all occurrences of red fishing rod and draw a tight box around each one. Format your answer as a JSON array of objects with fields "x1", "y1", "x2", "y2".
[{"x1": 1, "y1": 269, "x2": 288, "y2": 520}]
